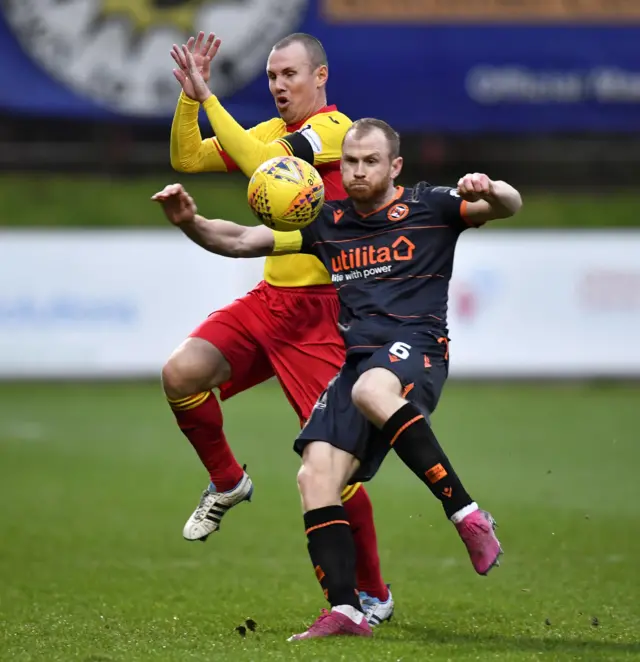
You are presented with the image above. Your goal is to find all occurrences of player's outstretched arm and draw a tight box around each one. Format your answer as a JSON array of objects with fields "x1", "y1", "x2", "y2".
[
  {"x1": 152, "y1": 184, "x2": 277, "y2": 258},
  {"x1": 170, "y1": 34, "x2": 229, "y2": 173},
  {"x1": 170, "y1": 94, "x2": 230, "y2": 173},
  {"x1": 174, "y1": 46, "x2": 293, "y2": 178},
  {"x1": 457, "y1": 174, "x2": 522, "y2": 224}
]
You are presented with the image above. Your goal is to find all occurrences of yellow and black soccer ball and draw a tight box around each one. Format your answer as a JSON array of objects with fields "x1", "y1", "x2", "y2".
[{"x1": 248, "y1": 156, "x2": 325, "y2": 232}]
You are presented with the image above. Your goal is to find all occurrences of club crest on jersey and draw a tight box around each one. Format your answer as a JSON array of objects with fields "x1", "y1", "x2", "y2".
[
  {"x1": 387, "y1": 203, "x2": 410, "y2": 221},
  {"x1": 3, "y1": 0, "x2": 307, "y2": 116}
]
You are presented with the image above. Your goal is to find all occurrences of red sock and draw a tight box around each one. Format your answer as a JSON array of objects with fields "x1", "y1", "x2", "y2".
[
  {"x1": 342, "y1": 484, "x2": 389, "y2": 601},
  {"x1": 168, "y1": 391, "x2": 244, "y2": 492}
]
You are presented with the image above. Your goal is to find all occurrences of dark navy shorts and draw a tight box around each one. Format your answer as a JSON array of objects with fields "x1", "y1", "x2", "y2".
[{"x1": 294, "y1": 333, "x2": 449, "y2": 483}]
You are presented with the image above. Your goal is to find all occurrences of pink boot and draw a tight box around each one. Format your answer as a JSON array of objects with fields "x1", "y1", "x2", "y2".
[
  {"x1": 455, "y1": 509, "x2": 503, "y2": 575},
  {"x1": 288, "y1": 608, "x2": 373, "y2": 641}
]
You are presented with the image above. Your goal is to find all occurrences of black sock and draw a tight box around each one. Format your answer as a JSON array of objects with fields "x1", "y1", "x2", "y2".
[
  {"x1": 304, "y1": 505, "x2": 362, "y2": 611},
  {"x1": 382, "y1": 402, "x2": 473, "y2": 519}
]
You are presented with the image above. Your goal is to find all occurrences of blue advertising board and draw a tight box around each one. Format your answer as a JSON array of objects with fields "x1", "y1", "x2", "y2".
[{"x1": 0, "y1": 0, "x2": 639, "y2": 131}]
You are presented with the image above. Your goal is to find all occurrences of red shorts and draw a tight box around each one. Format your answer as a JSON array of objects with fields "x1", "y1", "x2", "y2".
[{"x1": 190, "y1": 281, "x2": 345, "y2": 422}]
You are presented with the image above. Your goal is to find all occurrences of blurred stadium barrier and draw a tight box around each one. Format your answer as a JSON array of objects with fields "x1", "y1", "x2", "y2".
[{"x1": 1, "y1": 229, "x2": 637, "y2": 379}]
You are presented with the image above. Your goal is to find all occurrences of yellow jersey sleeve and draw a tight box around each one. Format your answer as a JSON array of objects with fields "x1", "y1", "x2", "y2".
[
  {"x1": 202, "y1": 96, "x2": 292, "y2": 177},
  {"x1": 271, "y1": 230, "x2": 303, "y2": 256},
  {"x1": 170, "y1": 93, "x2": 228, "y2": 172},
  {"x1": 279, "y1": 111, "x2": 352, "y2": 166},
  {"x1": 171, "y1": 93, "x2": 283, "y2": 173}
]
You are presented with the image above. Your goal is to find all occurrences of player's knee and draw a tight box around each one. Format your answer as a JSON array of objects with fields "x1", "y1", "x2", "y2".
[
  {"x1": 351, "y1": 372, "x2": 384, "y2": 418},
  {"x1": 162, "y1": 338, "x2": 230, "y2": 399},
  {"x1": 352, "y1": 368, "x2": 403, "y2": 424},
  {"x1": 297, "y1": 462, "x2": 341, "y2": 508}
]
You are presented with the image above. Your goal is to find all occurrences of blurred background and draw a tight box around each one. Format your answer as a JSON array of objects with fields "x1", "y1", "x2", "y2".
[{"x1": 1, "y1": 2, "x2": 639, "y2": 661}]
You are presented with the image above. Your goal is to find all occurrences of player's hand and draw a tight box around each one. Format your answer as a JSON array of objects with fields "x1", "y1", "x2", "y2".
[
  {"x1": 151, "y1": 184, "x2": 197, "y2": 225},
  {"x1": 457, "y1": 173, "x2": 494, "y2": 202},
  {"x1": 171, "y1": 32, "x2": 220, "y2": 101}
]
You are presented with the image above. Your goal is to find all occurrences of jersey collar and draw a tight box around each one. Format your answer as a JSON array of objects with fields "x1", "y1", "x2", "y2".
[
  {"x1": 355, "y1": 186, "x2": 405, "y2": 218},
  {"x1": 286, "y1": 105, "x2": 338, "y2": 133}
]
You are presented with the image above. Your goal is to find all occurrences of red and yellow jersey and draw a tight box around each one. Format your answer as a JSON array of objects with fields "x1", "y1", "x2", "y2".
[{"x1": 170, "y1": 93, "x2": 351, "y2": 287}]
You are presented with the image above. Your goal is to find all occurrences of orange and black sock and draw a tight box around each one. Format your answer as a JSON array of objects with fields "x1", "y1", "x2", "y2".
[
  {"x1": 342, "y1": 484, "x2": 389, "y2": 602},
  {"x1": 168, "y1": 391, "x2": 244, "y2": 492},
  {"x1": 383, "y1": 402, "x2": 472, "y2": 519},
  {"x1": 304, "y1": 505, "x2": 362, "y2": 611}
]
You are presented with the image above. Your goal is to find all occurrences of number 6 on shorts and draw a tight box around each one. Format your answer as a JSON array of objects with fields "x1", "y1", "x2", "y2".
[{"x1": 389, "y1": 342, "x2": 412, "y2": 360}]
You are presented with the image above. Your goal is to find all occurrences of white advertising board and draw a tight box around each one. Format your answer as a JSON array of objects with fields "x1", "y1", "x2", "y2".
[
  {"x1": 0, "y1": 229, "x2": 638, "y2": 378},
  {"x1": 448, "y1": 230, "x2": 640, "y2": 377},
  {"x1": 0, "y1": 230, "x2": 265, "y2": 378}
]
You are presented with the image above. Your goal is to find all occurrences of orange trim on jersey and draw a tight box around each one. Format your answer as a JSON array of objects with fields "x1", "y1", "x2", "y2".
[
  {"x1": 368, "y1": 313, "x2": 443, "y2": 321},
  {"x1": 437, "y1": 336, "x2": 450, "y2": 361},
  {"x1": 401, "y1": 383, "x2": 415, "y2": 398},
  {"x1": 356, "y1": 187, "x2": 405, "y2": 218},
  {"x1": 310, "y1": 224, "x2": 448, "y2": 248},
  {"x1": 389, "y1": 415, "x2": 423, "y2": 446},
  {"x1": 305, "y1": 519, "x2": 350, "y2": 536},
  {"x1": 375, "y1": 274, "x2": 445, "y2": 281},
  {"x1": 460, "y1": 200, "x2": 485, "y2": 228}
]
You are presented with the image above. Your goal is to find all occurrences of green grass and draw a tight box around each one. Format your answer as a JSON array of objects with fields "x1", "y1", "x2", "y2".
[
  {"x1": 1, "y1": 381, "x2": 639, "y2": 661},
  {"x1": 2, "y1": 173, "x2": 640, "y2": 228}
]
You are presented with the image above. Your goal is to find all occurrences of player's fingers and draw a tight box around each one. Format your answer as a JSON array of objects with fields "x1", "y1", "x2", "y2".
[
  {"x1": 182, "y1": 45, "x2": 197, "y2": 73},
  {"x1": 202, "y1": 32, "x2": 215, "y2": 54},
  {"x1": 151, "y1": 187, "x2": 173, "y2": 201},
  {"x1": 209, "y1": 37, "x2": 221, "y2": 59},
  {"x1": 458, "y1": 175, "x2": 473, "y2": 193},
  {"x1": 466, "y1": 174, "x2": 481, "y2": 193},
  {"x1": 472, "y1": 173, "x2": 490, "y2": 193},
  {"x1": 170, "y1": 50, "x2": 184, "y2": 70},
  {"x1": 160, "y1": 183, "x2": 182, "y2": 197},
  {"x1": 171, "y1": 45, "x2": 188, "y2": 70},
  {"x1": 173, "y1": 69, "x2": 188, "y2": 86},
  {"x1": 181, "y1": 195, "x2": 196, "y2": 214},
  {"x1": 193, "y1": 32, "x2": 204, "y2": 53}
]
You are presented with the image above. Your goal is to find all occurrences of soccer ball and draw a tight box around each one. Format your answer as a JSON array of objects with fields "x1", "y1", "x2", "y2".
[{"x1": 247, "y1": 156, "x2": 325, "y2": 232}]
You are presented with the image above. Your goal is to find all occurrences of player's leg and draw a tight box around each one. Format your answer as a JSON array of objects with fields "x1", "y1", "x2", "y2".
[
  {"x1": 162, "y1": 298, "x2": 273, "y2": 541},
  {"x1": 289, "y1": 366, "x2": 374, "y2": 641},
  {"x1": 263, "y1": 284, "x2": 392, "y2": 619},
  {"x1": 163, "y1": 336, "x2": 240, "y2": 490},
  {"x1": 351, "y1": 339, "x2": 502, "y2": 576}
]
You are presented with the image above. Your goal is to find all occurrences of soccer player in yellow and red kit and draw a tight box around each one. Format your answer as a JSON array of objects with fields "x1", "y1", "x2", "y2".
[{"x1": 164, "y1": 32, "x2": 393, "y2": 624}]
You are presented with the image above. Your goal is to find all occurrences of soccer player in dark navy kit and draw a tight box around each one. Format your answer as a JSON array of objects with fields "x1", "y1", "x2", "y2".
[{"x1": 153, "y1": 118, "x2": 523, "y2": 641}]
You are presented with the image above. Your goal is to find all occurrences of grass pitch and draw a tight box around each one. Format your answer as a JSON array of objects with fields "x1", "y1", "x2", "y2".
[{"x1": 1, "y1": 380, "x2": 639, "y2": 661}]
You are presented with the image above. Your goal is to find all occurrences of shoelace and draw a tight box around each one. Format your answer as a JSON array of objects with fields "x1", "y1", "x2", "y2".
[{"x1": 194, "y1": 490, "x2": 218, "y2": 519}]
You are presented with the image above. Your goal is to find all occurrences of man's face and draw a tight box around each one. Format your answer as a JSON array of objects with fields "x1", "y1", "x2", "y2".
[
  {"x1": 266, "y1": 42, "x2": 326, "y2": 125},
  {"x1": 341, "y1": 129, "x2": 402, "y2": 203}
]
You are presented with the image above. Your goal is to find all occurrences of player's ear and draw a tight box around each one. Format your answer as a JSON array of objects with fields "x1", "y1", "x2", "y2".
[
  {"x1": 391, "y1": 156, "x2": 403, "y2": 179},
  {"x1": 315, "y1": 65, "x2": 328, "y2": 88}
]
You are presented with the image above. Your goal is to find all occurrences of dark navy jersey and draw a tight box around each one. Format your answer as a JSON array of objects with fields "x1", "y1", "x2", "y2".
[{"x1": 298, "y1": 182, "x2": 483, "y2": 354}]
